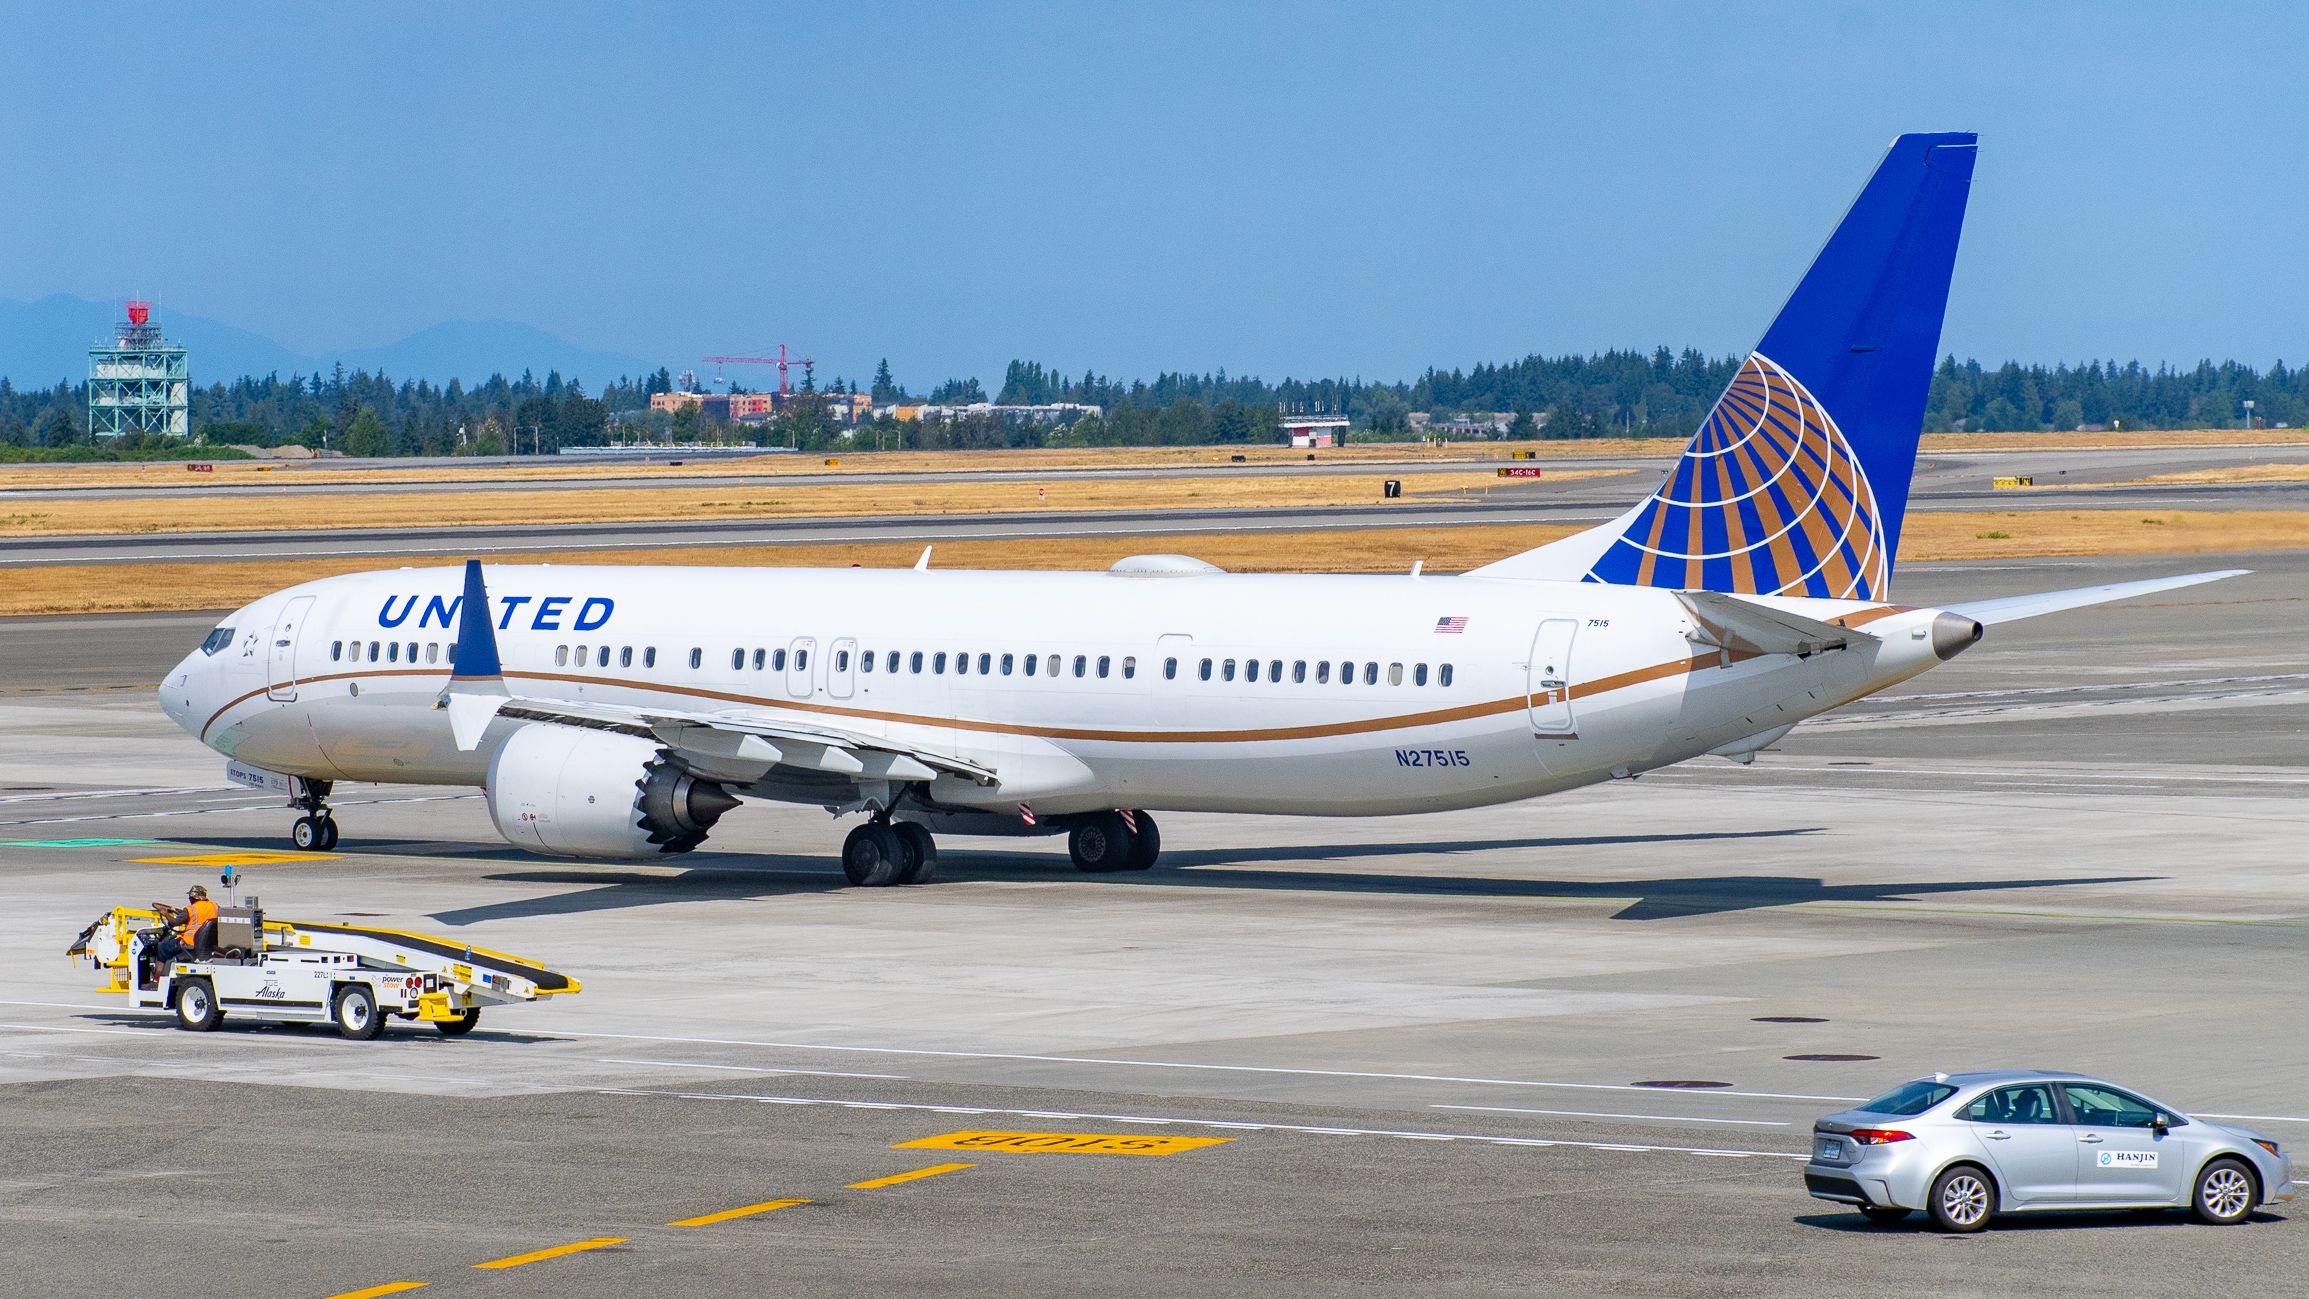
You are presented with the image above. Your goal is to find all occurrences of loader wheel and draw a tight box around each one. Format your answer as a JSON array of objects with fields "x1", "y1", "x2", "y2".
[
  {"x1": 435, "y1": 1009, "x2": 481, "y2": 1037},
  {"x1": 333, "y1": 985, "x2": 383, "y2": 1041},
  {"x1": 174, "y1": 978, "x2": 221, "y2": 1032}
]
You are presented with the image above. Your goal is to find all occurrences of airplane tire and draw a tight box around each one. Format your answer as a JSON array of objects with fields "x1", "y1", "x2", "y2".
[
  {"x1": 893, "y1": 823, "x2": 938, "y2": 885},
  {"x1": 1069, "y1": 813, "x2": 1137, "y2": 873},
  {"x1": 842, "y1": 823, "x2": 905, "y2": 887},
  {"x1": 315, "y1": 816, "x2": 340, "y2": 851},
  {"x1": 292, "y1": 815, "x2": 323, "y2": 850},
  {"x1": 1120, "y1": 813, "x2": 1161, "y2": 871},
  {"x1": 334, "y1": 985, "x2": 383, "y2": 1041},
  {"x1": 174, "y1": 978, "x2": 221, "y2": 1032}
]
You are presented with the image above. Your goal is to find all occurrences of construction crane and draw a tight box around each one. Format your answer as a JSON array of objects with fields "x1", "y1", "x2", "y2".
[{"x1": 703, "y1": 342, "x2": 814, "y2": 394}]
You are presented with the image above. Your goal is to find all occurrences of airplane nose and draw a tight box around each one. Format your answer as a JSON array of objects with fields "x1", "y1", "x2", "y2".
[{"x1": 1931, "y1": 612, "x2": 1984, "y2": 661}]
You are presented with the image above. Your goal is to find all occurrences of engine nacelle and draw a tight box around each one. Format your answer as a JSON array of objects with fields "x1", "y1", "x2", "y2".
[{"x1": 485, "y1": 725, "x2": 739, "y2": 859}]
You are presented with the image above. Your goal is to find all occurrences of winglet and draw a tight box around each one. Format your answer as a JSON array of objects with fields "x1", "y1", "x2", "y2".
[
  {"x1": 914, "y1": 546, "x2": 933, "y2": 571},
  {"x1": 440, "y1": 559, "x2": 509, "y2": 750},
  {"x1": 449, "y1": 559, "x2": 503, "y2": 681}
]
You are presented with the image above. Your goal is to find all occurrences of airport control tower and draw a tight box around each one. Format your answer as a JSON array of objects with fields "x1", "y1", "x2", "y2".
[{"x1": 87, "y1": 300, "x2": 189, "y2": 438}]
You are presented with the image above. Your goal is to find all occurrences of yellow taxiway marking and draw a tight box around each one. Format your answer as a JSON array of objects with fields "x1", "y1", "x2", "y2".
[
  {"x1": 896, "y1": 1130, "x2": 1233, "y2": 1157},
  {"x1": 847, "y1": 1162, "x2": 974, "y2": 1189},
  {"x1": 472, "y1": 1236, "x2": 626, "y2": 1269},
  {"x1": 322, "y1": 1284, "x2": 427, "y2": 1299},
  {"x1": 132, "y1": 850, "x2": 338, "y2": 865},
  {"x1": 669, "y1": 1198, "x2": 811, "y2": 1227}
]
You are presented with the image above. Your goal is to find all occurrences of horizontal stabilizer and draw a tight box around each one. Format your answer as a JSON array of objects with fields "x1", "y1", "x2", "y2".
[
  {"x1": 1677, "y1": 590, "x2": 1877, "y2": 657},
  {"x1": 1946, "y1": 569, "x2": 2247, "y2": 625}
]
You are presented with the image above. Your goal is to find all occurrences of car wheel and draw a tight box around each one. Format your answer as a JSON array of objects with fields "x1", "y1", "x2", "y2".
[
  {"x1": 1860, "y1": 1206, "x2": 1911, "y2": 1225},
  {"x1": 2193, "y1": 1158, "x2": 2256, "y2": 1225},
  {"x1": 1928, "y1": 1165, "x2": 1994, "y2": 1233}
]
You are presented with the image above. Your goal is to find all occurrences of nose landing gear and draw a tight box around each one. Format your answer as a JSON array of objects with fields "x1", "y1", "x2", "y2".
[{"x1": 288, "y1": 779, "x2": 340, "y2": 852}]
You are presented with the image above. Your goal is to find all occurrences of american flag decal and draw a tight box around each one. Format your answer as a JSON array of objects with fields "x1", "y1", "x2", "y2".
[{"x1": 1434, "y1": 616, "x2": 1469, "y2": 634}]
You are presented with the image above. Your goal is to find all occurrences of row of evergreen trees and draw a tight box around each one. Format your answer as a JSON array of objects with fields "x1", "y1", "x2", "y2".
[{"x1": 0, "y1": 352, "x2": 2299, "y2": 456}]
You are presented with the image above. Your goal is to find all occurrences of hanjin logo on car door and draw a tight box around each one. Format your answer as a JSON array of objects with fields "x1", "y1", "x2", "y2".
[{"x1": 2099, "y1": 1150, "x2": 2158, "y2": 1168}]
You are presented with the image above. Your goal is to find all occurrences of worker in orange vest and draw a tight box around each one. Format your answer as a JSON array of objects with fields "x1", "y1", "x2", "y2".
[{"x1": 150, "y1": 885, "x2": 219, "y2": 962}]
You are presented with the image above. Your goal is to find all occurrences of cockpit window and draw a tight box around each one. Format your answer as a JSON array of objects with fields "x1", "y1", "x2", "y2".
[{"x1": 200, "y1": 626, "x2": 235, "y2": 656}]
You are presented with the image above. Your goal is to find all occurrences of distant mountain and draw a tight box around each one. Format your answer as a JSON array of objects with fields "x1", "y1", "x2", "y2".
[{"x1": 0, "y1": 294, "x2": 655, "y2": 388}]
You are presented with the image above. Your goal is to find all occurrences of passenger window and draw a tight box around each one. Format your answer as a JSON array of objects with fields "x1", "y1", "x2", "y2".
[
  {"x1": 1269, "y1": 658, "x2": 1282, "y2": 682},
  {"x1": 1122, "y1": 655, "x2": 1135, "y2": 680},
  {"x1": 1246, "y1": 659, "x2": 1260, "y2": 683},
  {"x1": 388, "y1": 642, "x2": 400, "y2": 663},
  {"x1": 1097, "y1": 655, "x2": 1110, "y2": 679},
  {"x1": 1024, "y1": 653, "x2": 1038, "y2": 677},
  {"x1": 407, "y1": 642, "x2": 417, "y2": 662},
  {"x1": 796, "y1": 648, "x2": 809, "y2": 670},
  {"x1": 592, "y1": 646, "x2": 605, "y2": 668},
  {"x1": 689, "y1": 648, "x2": 701, "y2": 670},
  {"x1": 1293, "y1": 660, "x2": 1307, "y2": 683},
  {"x1": 1339, "y1": 660, "x2": 1354, "y2": 685},
  {"x1": 1199, "y1": 658, "x2": 1212, "y2": 681},
  {"x1": 331, "y1": 641, "x2": 343, "y2": 662},
  {"x1": 1222, "y1": 659, "x2": 1236, "y2": 682},
  {"x1": 644, "y1": 647, "x2": 657, "y2": 669},
  {"x1": 934, "y1": 652, "x2": 947, "y2": 674},
  {"x1": 860, "y1": 650, "x2": 874, "y2": 674},
  {"x1": 955, "y1": 652, "x2": 970, "y2": 676},
  {"x1": 555, "y1": 645, "x2": 568, "y2": 667},
  {"x1": 1960, "y1": 1084, "x2": 2063, "y2": 1125},
  {"x1": 911, "y1": 652, "x2": 925, "y2": 673},
  {"x1": 1388, "y1": 662, "x2": 1404, "y2": 686},
  {"x1": 1440, "y1": 663, "x2": 1454, "y2": 687},
  {"x1": 1164, "y1": 657, "x2": 1177, "y2": 680},
  {"x1": 835, "y1": 649, "x2": 850, "y2": 671},
  {"x1": 2063, "y1": 1085, "x2": 2170, "y2": 1129},
  {"x1": 1045, "y1": 654, "x2": 1060, "y2": 677},
  {"x1": 777, "y1": 649, "x2": 792, "y2": 671},
  {"x1": 1363, "y1": 663, "x2": 1379, "y2": 685},
  {"x1": 975, "y1": 652, "x2": 989, "y2": 674},
  {"x1": 887, "y1": 651, "x2": 900, "y2": 673},
  {"x1": 426, "y1": 643, "x2": 438, "y2": 664},
  {"x1": 731, "y1": 649, "x2": 744, "y2": 671},
  {"x1": 1073, "y1": 655, "x2": 1087, "y2": 678},
  {"x1": 1000, "y1": 653, "x2": 1014, "y2": 675},
  {"x1": 446, "y1": 645, "x2": 457, "y2": 666},
  {"x1": 1414, "y1": 663, "x2": 1428, "y2": 686},
  {"x1": 1316, "y1": 661, "x2": 1330, "y2": 684},
  {"x1": 368, "y1": 641, "x2": 380, "y2": 661},
  {"x1": 619, "y1": 647, "x2": 632, "y2": 668}
]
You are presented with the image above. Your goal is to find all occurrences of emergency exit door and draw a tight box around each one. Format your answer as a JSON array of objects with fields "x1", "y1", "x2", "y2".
[
  {"x1": 1525, "y1": 618, "x2": 1577, "y2": 736},
  {"x1": 266, "y1": 595, "x2": 314, "y2": 702}
]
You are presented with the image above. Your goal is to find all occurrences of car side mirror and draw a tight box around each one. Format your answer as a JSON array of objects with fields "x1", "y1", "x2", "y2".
[{"x1": 2150, "y1": 1115, "x2": 2169, "y2": 1134}]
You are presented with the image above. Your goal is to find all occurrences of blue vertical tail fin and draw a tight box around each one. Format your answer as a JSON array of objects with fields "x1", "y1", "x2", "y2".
[{"x1": 1471, "y1": 132, "x2": 1976, "y2": 599}]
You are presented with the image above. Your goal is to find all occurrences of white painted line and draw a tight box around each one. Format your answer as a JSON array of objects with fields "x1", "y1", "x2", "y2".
[
  {"x1": 600, "y1": 1089, "x2": 1807, "y2": 1162},
  {"x1": 596, "y1": 1057, "x2": 907, "y2": 1080},
  {"x1": 542, "y1": 1026, "x2": 1867, "y2": 1102},
  {"x1": 1433, "y1": 1104, "x2": 1789, "y2": 1127}
]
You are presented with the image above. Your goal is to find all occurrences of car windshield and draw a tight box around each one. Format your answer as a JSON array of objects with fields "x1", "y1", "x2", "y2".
[
  {"x1": 199, "y1": 626, "x2": 235, "y2": 656},
  {"x1": 1860, "y1": 1080, "x2": 1957, "y2": 1116}
]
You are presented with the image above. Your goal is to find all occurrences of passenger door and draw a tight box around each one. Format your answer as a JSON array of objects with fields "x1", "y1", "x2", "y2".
[
  {"x1": 828, "y1": 637, "x2": 858, "y2": 700},
  {"x1": 1525, "y1": 618, "x2": 1577, "y2": 736},
  {"x1": 1959, "y1": 1084, "x2": 2076, "y2": 1205},
  {"x1": 2063, "y1": 1084, "x2": 2190, "y2": 1204},
  {"x1": 266, "y1": 595, "x2": 314, "y2": 702},
  {"x1": 786, "y1": 637, "x2": 816, "y2": 699}
]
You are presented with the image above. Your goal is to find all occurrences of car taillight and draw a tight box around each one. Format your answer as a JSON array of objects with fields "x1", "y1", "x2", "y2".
[{"x1": 1849, "y1": 1128, "x2": 1914, "y2": 1145}]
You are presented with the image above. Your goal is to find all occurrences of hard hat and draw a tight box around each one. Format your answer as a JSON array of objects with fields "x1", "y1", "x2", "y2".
[{"x1": 187, "y1": 884, "x2": 209, "y2": 900}]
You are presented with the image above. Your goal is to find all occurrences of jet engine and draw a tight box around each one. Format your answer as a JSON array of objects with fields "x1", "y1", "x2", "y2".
[{"x1": 485, "y1": 725, "x2": 739, "y2": 859}]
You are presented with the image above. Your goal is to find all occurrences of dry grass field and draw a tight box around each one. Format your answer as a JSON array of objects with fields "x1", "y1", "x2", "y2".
[
  {"x1": 0, "y1": 469, "x2": 1634, "y2": 537},
  {"x1": 9, "y1": 508, "x2": 2304, "y2": 618},
  {"x1": 2104, "y1": 461, "x2": 2309, "y2": 488},
  {"x1": 4, "y1": 425, "x2": 2304, "y2": 494}
]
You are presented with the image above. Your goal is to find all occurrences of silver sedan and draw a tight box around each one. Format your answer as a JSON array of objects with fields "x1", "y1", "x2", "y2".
[{"x1": 1804, "y1": 1069, "x2": 2296, "y2": 1231}]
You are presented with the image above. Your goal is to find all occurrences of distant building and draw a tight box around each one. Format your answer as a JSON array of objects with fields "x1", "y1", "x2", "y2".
[
  {"x1": 1410, "y1": 411, "x2": 1515, "y2": 438},
  {"x1": 88, "y1": 300, "x2": 189, "y2": 438},
  {"x1": 1280, "y1": 414, "x2": 1349, "y2": 448},
  {"x1": 649, "y1": 389, "x2": 873, "y2": 425},
  {"x1": 884, "y1": 402, "x2": 1101, "y2": 427}
]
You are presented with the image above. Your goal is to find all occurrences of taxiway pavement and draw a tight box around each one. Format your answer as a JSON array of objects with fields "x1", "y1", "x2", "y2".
[{"x1": 0, "y1": 552, "x2": 2301, "y2": 1296}]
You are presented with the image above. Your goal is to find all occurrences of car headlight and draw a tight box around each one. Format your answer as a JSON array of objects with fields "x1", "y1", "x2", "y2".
[{"x1": 2253, "y1": 1139, "x2": 2282, "y2": 1158}]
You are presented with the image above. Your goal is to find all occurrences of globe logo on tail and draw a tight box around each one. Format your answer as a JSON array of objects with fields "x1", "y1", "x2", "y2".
[{"x1": 1585, "y1": 353, "x2": 1889, "y2": 600}]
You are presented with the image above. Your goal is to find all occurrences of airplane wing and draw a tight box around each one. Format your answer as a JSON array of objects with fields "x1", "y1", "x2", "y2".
[
  {"x1": 488, "y1": 696, "x2": 998, "y2": 785},
  {"x1": 1944, "y1": 569, "x2": 2248, "y2": 626}
]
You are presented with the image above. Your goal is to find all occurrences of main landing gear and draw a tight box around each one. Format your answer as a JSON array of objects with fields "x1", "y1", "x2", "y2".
[
  {"x1": 288, "y1": 779, "x2": 340, "y2": 852},
  {"x1": 841, "y1": 814, "x2": 938, "y2": 888},
  {"x1": 1068, "y1": 809, "x2": 1160, "y2": 874}
]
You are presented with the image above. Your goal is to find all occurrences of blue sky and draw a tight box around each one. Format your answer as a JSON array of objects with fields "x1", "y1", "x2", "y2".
[{"x1": 4, "y1": 2, "x2": 2302, "y2": 387}]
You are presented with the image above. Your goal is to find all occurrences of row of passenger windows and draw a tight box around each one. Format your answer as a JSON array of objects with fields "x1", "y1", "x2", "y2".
[
  {"x1": 1185, "y1": 658, "x2": 1452, "y2": 688},
  {"x1": 329, "y1": 637, "x2": 1452, "y2": 691}
]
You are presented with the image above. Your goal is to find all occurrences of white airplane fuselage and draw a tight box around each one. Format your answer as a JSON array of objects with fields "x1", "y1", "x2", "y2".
[{"x1": 162, "y1": 562, "x2": 1965, "y2": 824}]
